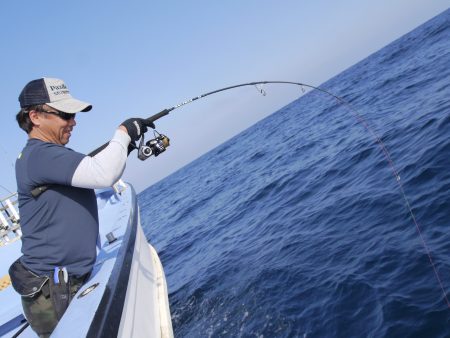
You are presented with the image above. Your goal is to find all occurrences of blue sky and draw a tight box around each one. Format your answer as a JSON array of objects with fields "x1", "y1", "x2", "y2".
[{"x1": 0, "y1": 1, "x2": 448, "y2": 193}]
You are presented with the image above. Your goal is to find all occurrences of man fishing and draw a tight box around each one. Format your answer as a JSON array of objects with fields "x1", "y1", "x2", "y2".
[{"x1": 9, "y1": 77, "x2": 154, "y2": 337}]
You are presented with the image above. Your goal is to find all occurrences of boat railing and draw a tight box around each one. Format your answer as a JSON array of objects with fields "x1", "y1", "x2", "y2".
[{"x1": 0, "y1": 193, "x2": 21, "y2": 246}]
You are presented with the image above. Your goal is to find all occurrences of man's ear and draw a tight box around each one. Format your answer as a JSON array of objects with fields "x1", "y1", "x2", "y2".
[{"x1": 28, "y1": 110, "x2": 41, "y2": 127}]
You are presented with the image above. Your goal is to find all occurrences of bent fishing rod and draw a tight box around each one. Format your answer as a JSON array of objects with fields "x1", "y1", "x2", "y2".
[
  {"x1": 34, "y1": 80, "x2": 450, "y2": 309},
  {"x1": 90, "y1": 81, "x2": 356, "y2": 157},
  {"x1": 93, "y1": 80, "x2": 398, "y2": 184}
]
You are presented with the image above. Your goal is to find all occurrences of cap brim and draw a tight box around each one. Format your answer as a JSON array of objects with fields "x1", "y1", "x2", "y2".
[{"x1": 46, "y1": 98, "x2": 92, "y2": 113}]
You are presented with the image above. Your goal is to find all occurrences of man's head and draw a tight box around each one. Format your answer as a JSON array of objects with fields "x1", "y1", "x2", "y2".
[{"x1": 16, "y1": 78, "x2": 92, "y2": 145}]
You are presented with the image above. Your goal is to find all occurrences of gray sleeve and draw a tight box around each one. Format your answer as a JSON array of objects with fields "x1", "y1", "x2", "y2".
[{"x1": 71, "y1": 129, "x2": 131, "y2": 189}]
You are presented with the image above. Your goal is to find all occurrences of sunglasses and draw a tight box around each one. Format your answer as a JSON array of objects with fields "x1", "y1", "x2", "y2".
[{"x1": 41, "y1": 109, "x2": 76, "y2": 121}]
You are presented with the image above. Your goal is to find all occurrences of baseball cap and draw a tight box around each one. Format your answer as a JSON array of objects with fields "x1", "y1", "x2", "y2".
[{"x1": 18, "y1": 78, "x2": 92, "y2": 113}]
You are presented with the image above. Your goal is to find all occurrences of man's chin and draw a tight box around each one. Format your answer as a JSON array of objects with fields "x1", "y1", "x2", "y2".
[{"x1": 61, "y1": 137, "x2": 70, "y2": 145}]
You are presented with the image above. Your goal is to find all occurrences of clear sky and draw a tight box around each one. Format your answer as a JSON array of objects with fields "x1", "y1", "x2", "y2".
[{"x1": 0, "y1": 1, "x2": 448, "y2": 194}]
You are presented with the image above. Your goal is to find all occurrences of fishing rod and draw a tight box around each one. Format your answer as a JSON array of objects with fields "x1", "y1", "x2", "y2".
[
  {"x1": 110, "y1": 80, "x2": 399, "y2": 183},
  {"x1": 90, "y1": 81, "x2": 353, "y2": 157},
  {"x1": 33, "y1": 80, "x2": 450, "y2": 309}
]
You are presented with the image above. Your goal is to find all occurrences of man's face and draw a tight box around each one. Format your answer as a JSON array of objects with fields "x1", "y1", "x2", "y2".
[{"x1": 30, "y1": 106, "x2": 77, "y2": 145}]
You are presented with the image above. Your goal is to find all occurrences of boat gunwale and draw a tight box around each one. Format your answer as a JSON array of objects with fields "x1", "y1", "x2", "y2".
[{"x1": 86, "y1": 186, "x2": 138, "y2": 338}]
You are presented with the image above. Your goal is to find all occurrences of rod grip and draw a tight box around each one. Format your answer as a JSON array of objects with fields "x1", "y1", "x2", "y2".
[{"x1": 146, "y1": 109, "x2": 171, "y2": 123}]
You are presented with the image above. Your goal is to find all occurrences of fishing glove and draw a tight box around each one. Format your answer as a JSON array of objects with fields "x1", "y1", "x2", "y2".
[{"x1": 120, "y1": 118, "x2": 155, "y2": 141}]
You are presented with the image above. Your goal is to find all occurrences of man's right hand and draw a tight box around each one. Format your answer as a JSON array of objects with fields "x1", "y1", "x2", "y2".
[{"x1": 120, "y1": 118, "x2": 155, "y2": 141}]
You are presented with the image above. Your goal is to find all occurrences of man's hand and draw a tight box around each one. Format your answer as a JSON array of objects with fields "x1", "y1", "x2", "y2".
[{"x1": 120, "y1": 118, "x2": 155, "y2": 141}]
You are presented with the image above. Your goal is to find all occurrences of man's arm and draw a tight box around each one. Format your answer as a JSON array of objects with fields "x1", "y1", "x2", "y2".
[{"x1": 71, "y1": 129, "x2": 130, "y2": 189}]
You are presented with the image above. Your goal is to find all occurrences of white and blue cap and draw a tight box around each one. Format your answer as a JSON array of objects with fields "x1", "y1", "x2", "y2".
[{"x1": 19, "y1": 78, "x2": 92, "y2": 113}]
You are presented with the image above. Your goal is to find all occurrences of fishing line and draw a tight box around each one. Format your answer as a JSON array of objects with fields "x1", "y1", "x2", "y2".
[
  {"x1": 45, "y1": 80, "x2": 450, "y2": 308},
  {"x1": 139, "y1": 80, "x2": 448, "y2": 309}
]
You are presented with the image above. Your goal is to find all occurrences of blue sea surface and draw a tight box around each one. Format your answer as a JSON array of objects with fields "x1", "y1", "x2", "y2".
[{"x1": 138, "y1": 9, "x2": 450, "y2": 337}]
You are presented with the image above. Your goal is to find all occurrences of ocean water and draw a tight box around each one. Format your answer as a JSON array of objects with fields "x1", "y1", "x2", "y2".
[{"x1": 138, "y1": 9, "x2": 450, "y2": 338}]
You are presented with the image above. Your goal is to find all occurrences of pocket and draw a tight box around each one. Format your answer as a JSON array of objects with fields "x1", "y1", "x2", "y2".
[
  {"x1": 8, "y1": 258, "x2": 49, "y2": 297},
  {"x1": 49, "y1": 268, "x2": 71, "y2": 320}
]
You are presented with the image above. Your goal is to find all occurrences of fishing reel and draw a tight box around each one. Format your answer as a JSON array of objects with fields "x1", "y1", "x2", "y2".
[{"x1": 137, "y1": 130, "x2": 170, "y2": 160}]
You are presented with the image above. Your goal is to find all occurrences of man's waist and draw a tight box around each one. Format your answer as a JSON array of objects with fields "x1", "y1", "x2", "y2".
[{"x1": 20, "y1": 257, "x2": 94, "y2": 279}]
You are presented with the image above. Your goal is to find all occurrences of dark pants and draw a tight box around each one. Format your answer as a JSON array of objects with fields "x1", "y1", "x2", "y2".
[{"x1": 21, "y1": 276, "x2": 86, "y2": 338}]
